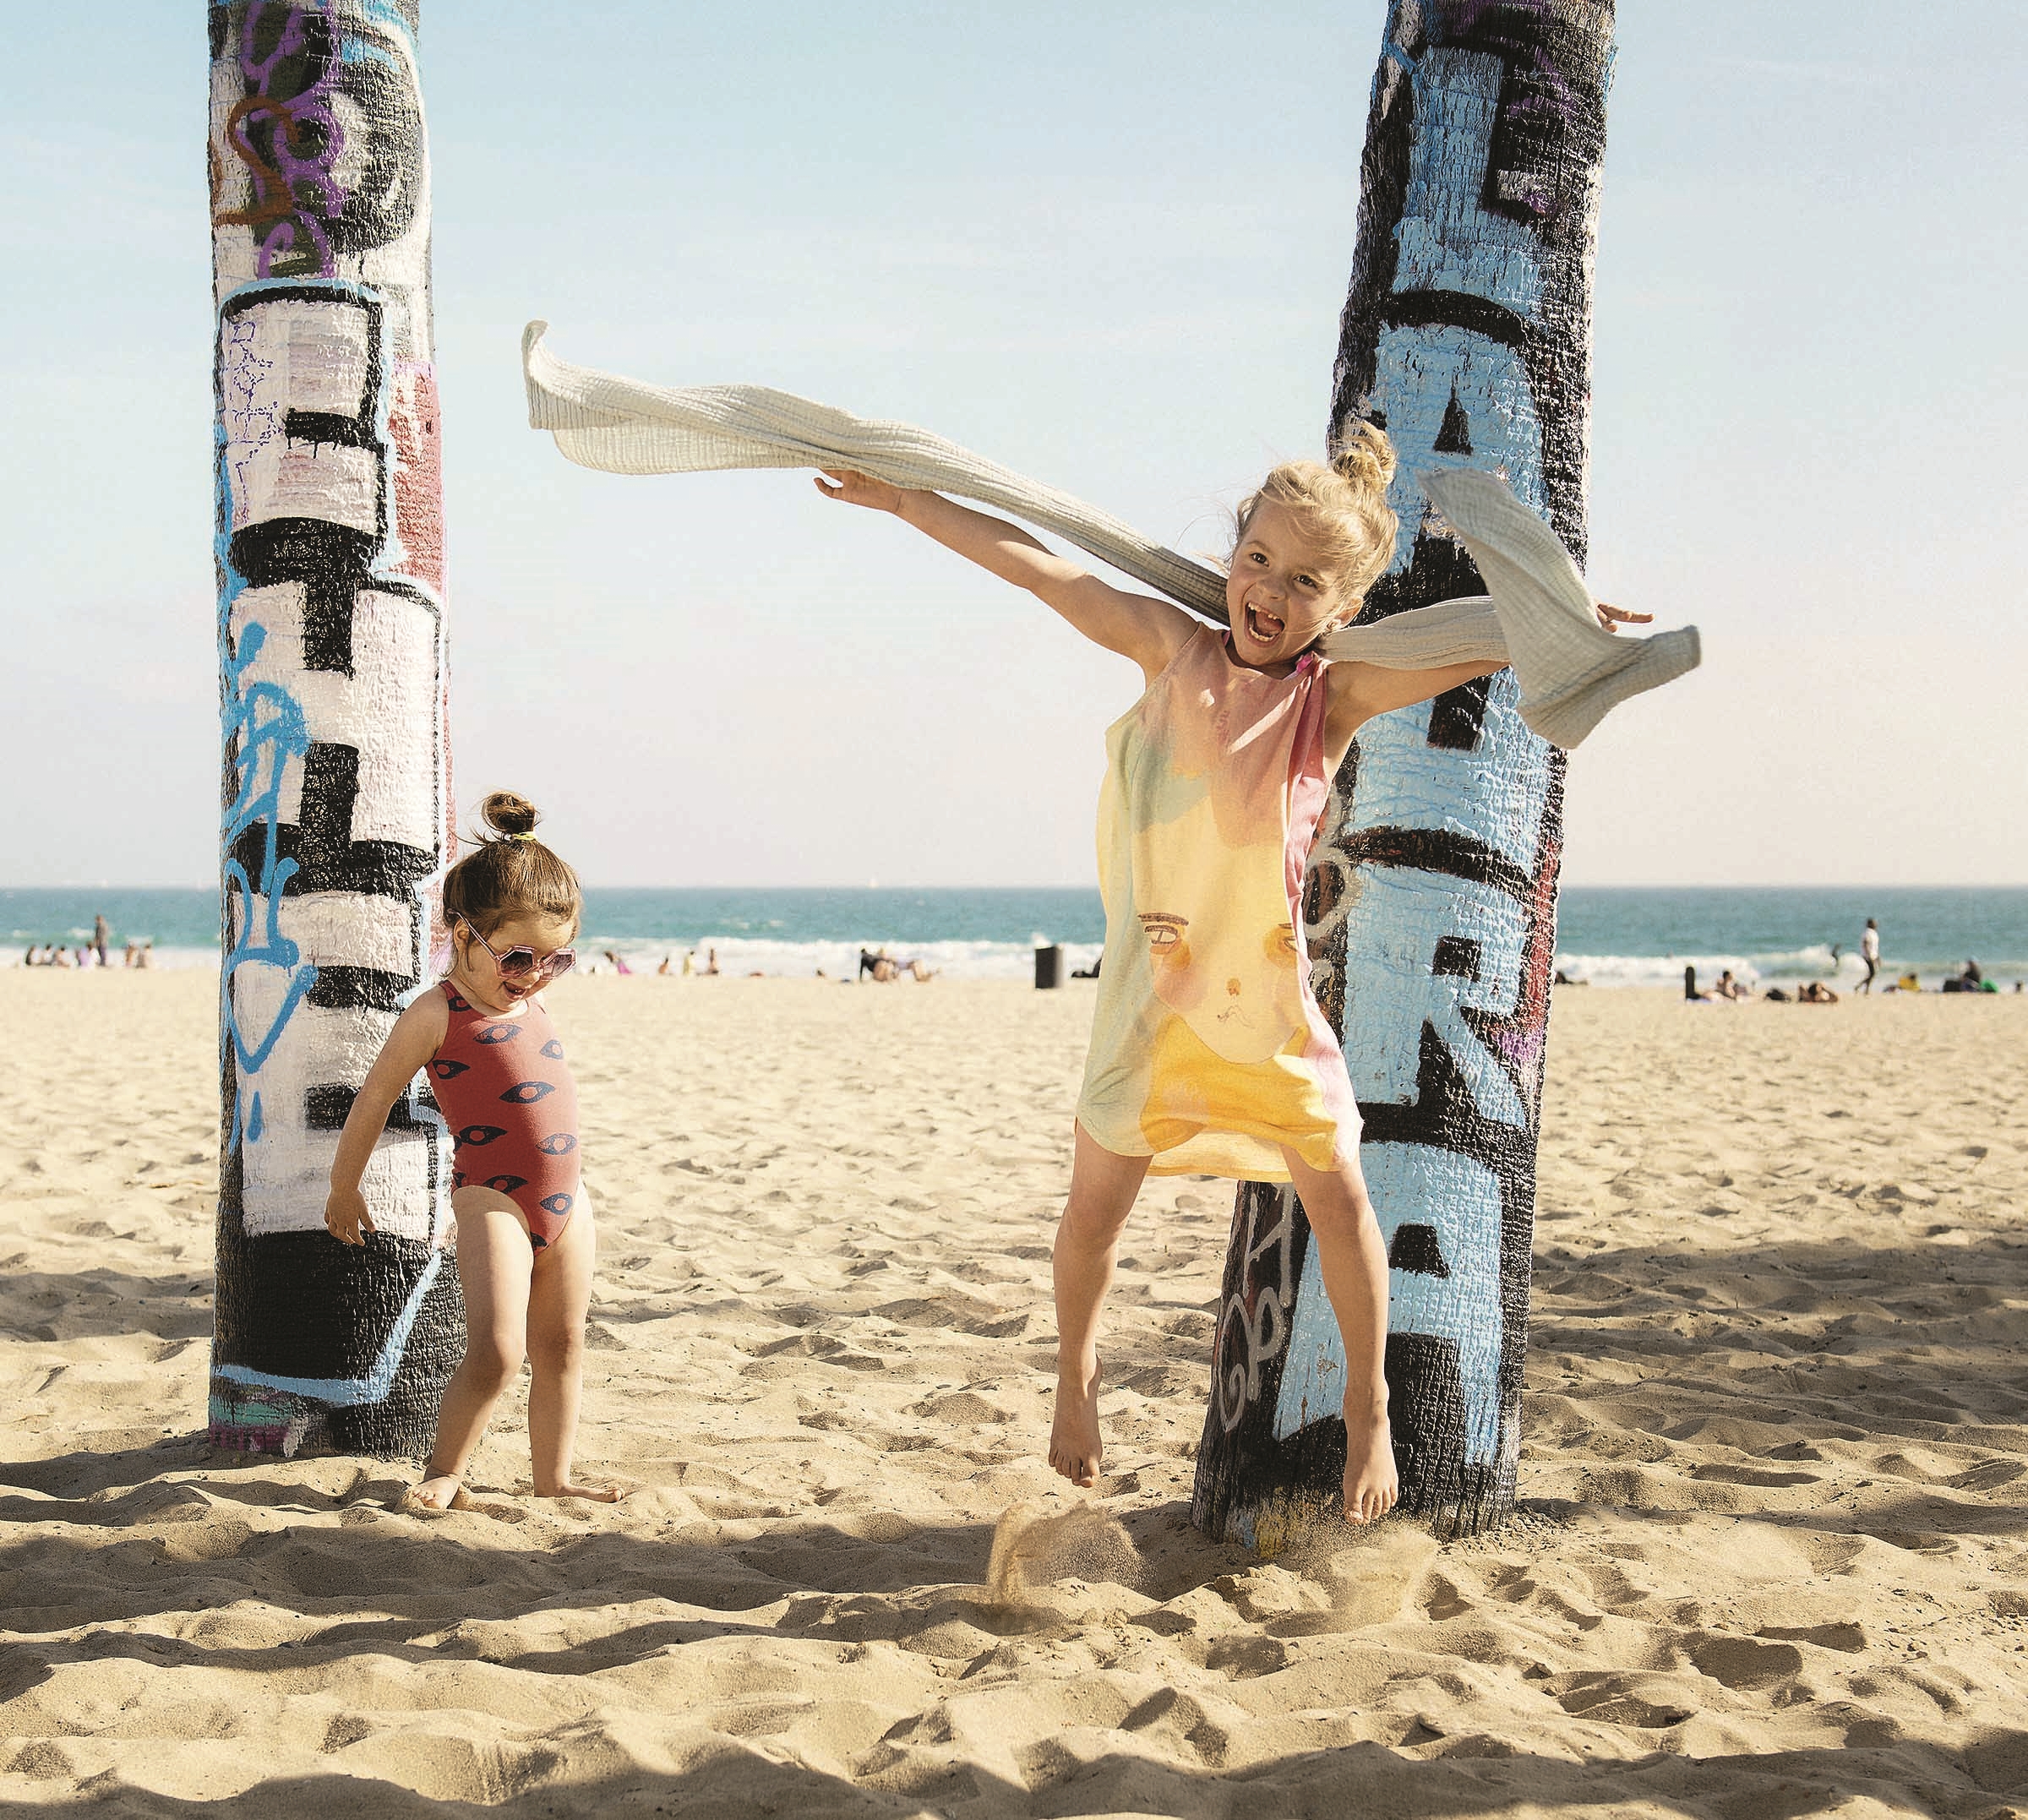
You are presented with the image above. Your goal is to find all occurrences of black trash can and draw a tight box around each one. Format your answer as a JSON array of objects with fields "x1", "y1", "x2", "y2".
[{"x1": 1034, "y1": 944, "x2": 1063, "y2": 989}]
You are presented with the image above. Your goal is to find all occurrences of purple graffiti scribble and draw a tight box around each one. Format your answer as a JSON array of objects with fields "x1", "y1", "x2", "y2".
[{"x1": 221, "y1": 3, "x2": 347, "y2": 278}]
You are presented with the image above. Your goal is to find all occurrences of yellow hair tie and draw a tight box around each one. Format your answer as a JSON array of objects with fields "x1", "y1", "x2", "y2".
[{"x1": 509, "y1": 831, "x2": 537, "y2": 842}]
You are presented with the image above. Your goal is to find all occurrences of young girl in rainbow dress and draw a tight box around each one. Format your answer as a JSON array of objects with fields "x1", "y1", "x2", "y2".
[
  {"x1": 817, "y1": 428, "x2": 1645, "y2": 1523},
  {"x1": 324, "y1": 793, "x2": 620, "y2": 1512}
]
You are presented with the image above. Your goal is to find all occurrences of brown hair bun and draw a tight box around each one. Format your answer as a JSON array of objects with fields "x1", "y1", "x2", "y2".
[
  {"x1": 480, "y1": 790, "x2": 540, "y2": 840},
  {"x1": 442, "y1": 791, "x2": 581, "y2": 942}
]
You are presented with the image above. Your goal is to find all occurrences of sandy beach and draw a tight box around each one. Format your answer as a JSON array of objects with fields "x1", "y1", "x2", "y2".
[{"x1": 3, "y1": 970, "x2": 2025, "y2": 1816}]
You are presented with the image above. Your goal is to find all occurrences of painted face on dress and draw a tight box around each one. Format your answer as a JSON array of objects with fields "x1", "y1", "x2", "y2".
[
  {"x1": 1225, "y1": 499, "x2": 1348, "y2": 670},
  {"x1": 1133, "y1": 798, "x2": 1306, "y2": 1066}
]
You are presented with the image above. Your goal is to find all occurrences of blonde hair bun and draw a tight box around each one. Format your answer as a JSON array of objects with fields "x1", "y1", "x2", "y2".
[
  {"x1": 1329, "y1": 420, "x2": 1398, "y2": 493},
  {"x1": 480, "y1": 791, "x2": 540, "y2": 841}
]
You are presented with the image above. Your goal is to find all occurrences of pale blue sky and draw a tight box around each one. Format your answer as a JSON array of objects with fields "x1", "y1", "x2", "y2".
[{"x1": 5, "y1": 4, "x2": 2024, "y2": 886}]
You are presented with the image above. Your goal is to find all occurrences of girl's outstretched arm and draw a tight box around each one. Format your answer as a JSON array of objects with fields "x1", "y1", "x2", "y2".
[
  {"x1": 1321, "y1": 594, "x2": 1650, "y2": 766},
  {"x1": 1322, "y1": 657, "x2": 1506, "y2": 770},
  {"x1": 324, "y1": 989, "x2": 448, "y2": 1245},
  {"x1": 817, "y1": 470, "x2": 1197, "y2": 683}
]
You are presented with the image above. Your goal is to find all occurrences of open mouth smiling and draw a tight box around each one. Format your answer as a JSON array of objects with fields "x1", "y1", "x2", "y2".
[{"x1": 1242, "y1": 601, "x2": 1286, "y2": 647}]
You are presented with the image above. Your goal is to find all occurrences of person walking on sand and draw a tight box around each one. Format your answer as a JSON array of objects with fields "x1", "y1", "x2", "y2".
[
  {"x1": 814, "y1": 426, "x2": 1664, "y2": 1524},
  {"x1": 92, "y1": 914, "x2": 110, "y2": 967},
  {"x1": 324, "y1": 792, "x2": 619, "y2": 1513},
  {"x1": 1858, "y1": 917, "x2": 1881, "y2": 994}
]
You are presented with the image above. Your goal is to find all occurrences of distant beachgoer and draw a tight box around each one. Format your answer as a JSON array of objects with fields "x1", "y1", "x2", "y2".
[
  {"x1": 682, "y1": 949, "x2": 695, "y2": 977},
  {"x1": 657, "y1": 954, "x2": 673, "y2": 975},
  {"x1": 1944, "y1": 959, "x2": 1987, "y2": 994},
  {"x1": 602, "y1": 950, "x2": 635, "y2": 976},
  {"x1": 1796, "y1": 980, "x2": 1840, "y2": 1004},
  {"x1": 1857, "y1": 918, "x2": 1880, "y2": 994},
  {"x1": 1763, "y1": 986, "x2": 1791, "y2": 1002},
  {"x1": 1713, "y1": 969, "x2": 1751, "y2": 1001},
  {"x1": 92, "y1": 915, "x2": 110, "y2": 967},
  {"x1": 1684, "y1": 965, "x2": 1711, "y2": 1002},
  {"x1": 323, "y1": 792, "x2": 618, "y2": 1514},
  {"x1": 136, "y1": 940, "x2": 154, "y2": 970},
  {"x1": 812, "y1": 426, "x2": 1682, "y2": 1525},
  {"x1": 703, "y1": 945, "x2": 721, "y2": 977},
  {"x1": 859, "y1": 946, "x2": 899, "y2": 983}
]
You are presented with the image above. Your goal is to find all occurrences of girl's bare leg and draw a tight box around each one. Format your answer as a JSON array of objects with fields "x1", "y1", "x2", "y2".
[
  {"x1": 412, "y1": 1193, "x2": 532, "y2": 1511},
  {"x1": 526, "y1": 1192, "x2": 619, "y2": 1501},
  {"x1": 1049, "y1": 1124, "x2": 1151, "y2": 1487},
  {"x1": 1282, "y1": 1146, "x2": 1399, "y2": 1524}
]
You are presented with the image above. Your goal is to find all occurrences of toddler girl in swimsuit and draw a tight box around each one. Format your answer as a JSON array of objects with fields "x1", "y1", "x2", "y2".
[
  {"x1": 324, "y1": 792, "x2": 619, "y2": 1512},
  {"x1": 818, "y1": 430, "x2": 1645, "y2": 1523}
]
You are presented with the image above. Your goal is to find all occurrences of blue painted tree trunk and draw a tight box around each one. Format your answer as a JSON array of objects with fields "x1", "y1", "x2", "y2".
[
  {"x1": 1193, "y1": 0, "x2": 1614, "y2": 1545},
  {"x1": 207, "y1": 0, "x2": 461, "y2": 1456}
]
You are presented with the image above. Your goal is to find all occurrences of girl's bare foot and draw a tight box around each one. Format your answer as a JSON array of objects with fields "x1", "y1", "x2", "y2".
[
  {"x1": 1341, "y1": 1402, "x2": 1398, "y2": 1524},
  {"x1": 1049, "y1": 1356, "x2": 1104, "y2": 1487},
  {"x1": 537, "y1": 1480, "x2": 623, "y2": 1503},
  {"x1": 405, "y1": 1475, "x2": 470, "y2": 1515}
]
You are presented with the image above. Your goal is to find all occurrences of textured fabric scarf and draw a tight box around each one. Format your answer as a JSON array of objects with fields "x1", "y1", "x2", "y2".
[{"x1": 523, "y1": 322, "x2": 1698, "y2": 748}]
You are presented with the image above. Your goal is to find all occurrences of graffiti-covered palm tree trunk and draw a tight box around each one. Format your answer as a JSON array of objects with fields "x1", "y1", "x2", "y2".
[
  {"x1": 208, "y1": 0, "x2": 461, "y2": 1456},
  {"x1": 1194, "y1": 0, "x2": 1613, "y2": 1545}
]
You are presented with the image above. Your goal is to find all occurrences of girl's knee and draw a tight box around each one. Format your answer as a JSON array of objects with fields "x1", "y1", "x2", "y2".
[
  {"x1": 1297, "y1": 1169, "x2": 1379, "y2": 1239},
  {"x1": 1056, "y1": 1192, "x2": 1132, "y2": 1251},
  {"x1": 527, "y1": 1327, "x2": 584, "y2": 1377},
  {"x1": 462, "y1": 1335, "x2": 525, "y2": 1392}
]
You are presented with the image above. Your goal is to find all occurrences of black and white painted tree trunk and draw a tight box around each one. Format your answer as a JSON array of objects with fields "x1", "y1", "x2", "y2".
[
  {"x1": 208, "y1": 0, "x2": 462, "y2": 1456},
  {"x1": 1194, "y1": 0, "x2": 1614, "y2": 1545}
]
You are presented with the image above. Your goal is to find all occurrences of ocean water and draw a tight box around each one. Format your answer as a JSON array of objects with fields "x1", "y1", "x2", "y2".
[{"x1": 7, "y1": 884, "x2": 2025, "y2": 989}]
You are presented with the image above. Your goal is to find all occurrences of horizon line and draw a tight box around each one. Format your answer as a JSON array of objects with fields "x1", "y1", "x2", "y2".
[{"x1": 8, "y1": 880, "x2": 2028, "y2": 895}]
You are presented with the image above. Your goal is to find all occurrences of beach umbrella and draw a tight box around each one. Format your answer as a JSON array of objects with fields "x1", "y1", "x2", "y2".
[
  {"x1": 1192, "y1": 0, "x2": 1614, "y2": 1545},
  {"x1": 207, "y1": 0, "x2": 462, "y2": 1457}
]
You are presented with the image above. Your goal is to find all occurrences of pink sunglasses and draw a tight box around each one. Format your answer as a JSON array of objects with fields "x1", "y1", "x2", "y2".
[{"x1": 459, "y1": 918, "x2": 576, "y2": 983}]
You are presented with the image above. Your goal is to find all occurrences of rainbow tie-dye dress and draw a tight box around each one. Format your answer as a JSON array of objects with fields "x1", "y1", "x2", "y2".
[{"x1": 1076, "y1": 626, "x2": 1360, "y2": 1181}]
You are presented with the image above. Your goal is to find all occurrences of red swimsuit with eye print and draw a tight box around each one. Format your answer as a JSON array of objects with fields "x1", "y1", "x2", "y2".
[{"x1": 428, "y1": 984, "x2": 581, "y2": 1249}]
